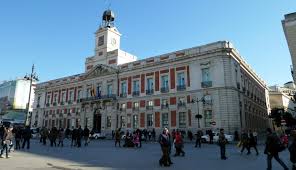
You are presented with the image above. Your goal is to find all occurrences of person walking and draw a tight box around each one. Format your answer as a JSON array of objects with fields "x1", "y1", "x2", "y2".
[
  {"x1": 209, "y1": 130, "x2": 214, "y2": 144},
  {"x1": 71, "y1": 126, "x2": 77, "y2": 147},
  {"x1": 83, "y1": 126, "x2": 90, "y2": 146},
  {"x1": 14, "y1": 127, "x2": 22, "y2": 150},
  {"x1": 0, "y1": 126, "x2": 13, "y2": 158},
  {"x1": 264, "y1": 128, "x2": 289, "y2": 170},
  {"x1": 174, "y1": 130, "x2": 185, "y2": 156},
  {"x1": 22, "y1": 126, "x2": 32, "y2": 149},
  {"x1": 57, "y1": 128, "x2": 65, "y2": 147},
  {"x1": 115, "y1": 128, "x2": 121, "y2": 147},
  {"x1": 249, "y1": 132, "x2": 259, "y2": 155},
  {"x1": 152, "y1": 128, "x2": 156, "y2": 142},
  {"x1": 40, "y1": 127, "x2": 48, "y2": 145},
  {"x1": 218, "y1": 128, "x2": 227, "y2": 160},
  {"x1": 158, "y1": 128, "x2": 171, "y2": 167},
  {"x1": 240, "y1": 130, "x2": 250, "y2": 155},
  {"x1": 289, "y1": 130, "x2": 296, "y2": 170},
  {"x1": 195, "y1": 129, "x2": 202, "y2": 148},
  {"x1": 76, "y1": 126, "x2": 83, "y2": 148}
]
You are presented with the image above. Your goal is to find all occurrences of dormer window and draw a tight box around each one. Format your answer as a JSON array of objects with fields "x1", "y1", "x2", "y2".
[{"x1": 98, "y1": 36, "x2": 104, "y2": 46}]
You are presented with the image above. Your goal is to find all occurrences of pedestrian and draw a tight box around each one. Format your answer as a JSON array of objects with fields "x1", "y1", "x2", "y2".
[
  {"x1": 71, "y1": 126, "x2": 77, "y2": 147},
  {"x1": 158, "y1": 128, "x2": 172, "y2": 167},
  {"x1": 253, "y1": 129, "x2": 258, "y2": 144},
  {"x1": 22, "y1": 126, "x2": 32, "y2": 149},
  {"x1": 188, "y1": 130, "x2": 193, "y2": 141},
  {"x1": 289, "y1": 130, "x2": 296, "y2": 170},
  {"x1": 76, "y1": 126, "x2": 83, "y2": 147},
  {"x1": 234, "y1": 130, "x2": 240, "y2": 141},
  {"x1": 209, "y1": 130, "x2": 214, "y2": 144},
  {"x1": 40, "y1": 127, "x2": 48, "y2": 145},
  {"x1": 240, "y1": 130, "x2": 250, "y2": 155},
  {"x1": 218, "y1": 128, "x2": 227, "y2": 160},
  {"x1": 83, "y1": 126, "x2": 90, "y2": 146},
  {"x1": 152, "y1": 128, "x2": 156, "y2": 142},
  {"x1": 49, "y1": 127, "x2": 58, "y2": 147},
  {"x1": 58, "y1": 128, "x2": 65, "y2": 147},
  {"x1": 112, "y1": 130, "x2": 115, "y2": 140},
  {"x1": 0, "y1": 126, "x2": 13, "y2": 158},
  {"x1": 115, "y1": 128, "x2": 121, "y2": 147},
  {"x1": 195, "y1": 129, "x2": 202, "y2": 148},
  {"x1": 14, "y1": 127, "x2": 22, "y2": 150},
  {"x1": 249, "y1": 132, "x2": 259, "y2": 155},
  {"x1": 264, "y1": 128, "x2": 289, "y2": 170},
  {"x1": 148, "y1": 130, "x2": 152, "y2": 141},
  {"x1": 136, "y1": 129, "x2": 142, "y2": 147},
  {"x1": 174, "y1": 130, "x2": 185, "y2": 156}
]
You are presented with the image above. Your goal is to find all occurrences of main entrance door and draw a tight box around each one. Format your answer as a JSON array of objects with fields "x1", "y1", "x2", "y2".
[{"x1": 93, "y1": 113, "x2": 102, "y2": 133}]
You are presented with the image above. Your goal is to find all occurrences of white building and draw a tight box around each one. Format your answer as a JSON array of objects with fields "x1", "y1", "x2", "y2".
[
  {"x1": 32, "y1": 10, "x2": 271, "y2": 134},
  {"x1": 282, "y1": 12, "x2": 296, "y2": 82}
]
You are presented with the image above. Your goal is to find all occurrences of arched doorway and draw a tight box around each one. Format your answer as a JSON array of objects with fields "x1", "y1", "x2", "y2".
[{"x1": 93, "y1": 109, "x2": 102, "y2": 133}]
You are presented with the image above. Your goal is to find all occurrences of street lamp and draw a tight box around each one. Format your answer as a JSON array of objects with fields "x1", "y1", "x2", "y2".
[
  {"x1": 191, "y1": 97, "x2": 205, "y2": 128},
  {"x1": 24, "y1": 64, "x2": 39, "y2": 127}
]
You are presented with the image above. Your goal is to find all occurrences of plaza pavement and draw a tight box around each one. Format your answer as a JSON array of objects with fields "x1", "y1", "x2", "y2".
[{"x1": 0, "y1": 139, "x2": 293, "y2": 170}]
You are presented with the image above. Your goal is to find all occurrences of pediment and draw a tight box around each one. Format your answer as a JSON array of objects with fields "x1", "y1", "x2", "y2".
[{"x1": 84, "y1": 64, "x2": 119, "y2": 79}]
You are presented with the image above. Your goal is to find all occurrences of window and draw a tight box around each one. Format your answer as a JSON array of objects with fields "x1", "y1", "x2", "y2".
[
  {"x1": 133, "y1": 80, "x2": 140, "y2": 92},
  {"x1": 96, "y1": 86, "x2": 101, "y2": 97},
  {"x1": 77, "y1": 90, "x2": 81, "y2": 100},
  {"x1": 177, "y1": 72, "x2": 185, "y2": 86},
  {"x1": 107, "y1": 84, "x2": 112, "y2": 96},
  {"x1": 69, "y1": 91, "x2": 73, "y2": 101},
  {"x1": 121, "y1": 81, "x2": 127, "y2": 94},
  {"x1": 133, "y1": 115, "x2": 139, "y2": 129},
  {"x1": 179, "y1": 112, "x2": 186, "y2": 128},
  {"x1": 37, "y1": 96, "x2": 41, "y2": 105},
  {"x1": 148, "y1": 100, "x2": 153, "y2": 106},
  {"x1": 162, "y1": 113, "x2": 169, "y2": 128},
  {"x1": 147, "y1": 114, "x2": 153, "y2": 127},
  {"x1": 162, "y1": 99, "x2": 168, "y2": 106},
  {"x1": 202, "y1": 68, "x2": 210, "y2": 82},
  {"x1": 47, "y1": 95, "x2": 50, "y2": 104},
  {"x1": 98, "y1": 36, "x2": 104, "y2": 46},
  {"x1": 86, "y1": 88, "x2": 90, "y2": 98},
  {"x1": 161, "y1": 75, "x2": 169, "y2": 88},
  {"x1": 204, "y1": 110, "x2": 212, "y2": 128},
  {"x1": 147, "y1": 78, "x2": 154, "y2": 90},
  {"x1": 133, "y1": 102, "x2": 139, "y2": 108},
  {"x1": 53, "y1": 94, "x2": 57, "y2": 103},
  {"x1": 120, "y1": 116, "x2": 126, "y2": 128},
  {"x1": 107, "y1": 116, "x2": 111, "y2": 128}
]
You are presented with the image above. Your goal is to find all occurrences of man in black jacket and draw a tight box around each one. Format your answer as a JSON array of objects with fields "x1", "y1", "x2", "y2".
[
  {"x1": 264, "y1": 128, "x2": 288, "y2": 170},
  {"x1": 22, "y1": 126, "x2": 32, "y2": 149}
]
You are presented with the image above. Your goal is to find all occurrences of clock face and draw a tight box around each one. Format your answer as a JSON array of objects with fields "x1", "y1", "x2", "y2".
[{"x1": 111, "y1": 38, "x2": 116, "y2": 46}]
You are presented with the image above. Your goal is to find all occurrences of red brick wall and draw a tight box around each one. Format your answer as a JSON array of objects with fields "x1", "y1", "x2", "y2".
[
  {"x1": 141, "y1": 74, "x2": 145, "y2": 93},
  {"x1": 160, "y1": 69, "x2": 169, "y2": 74},
  {"x1": 170, "y1": 97, "x2": 176, "y2": 105},
  {"x1": 187, "y1": 65, "x2": 190, "y2": 87},
  {"x1": 127, "y1": 102, "x2": 132, "y2": 109},
  {"x1": 154, "y1": 99, "x2": 160, "y2": 106},
  {"x1": 140, "y1": 100, "x2": 146, "y2": 107},
  {"x1": 140, "y1": 113, "x2": 145, "y2": 128},
  {"x1": 171, "y1": 111, "x2": 176, "y2": 127},
  {"x1": 170, "y1": 68, "x2": 175, "y2": 89},
  {"x1": 155, "y1": 71, "x2": 159, "y2": 91},
  {"x1": 128, "y1": 77, "x2": 132, "y2": 95},
  {"x1": 155, "y1": 112, "x2": 160, "y2": 128},
  {"x1": 188, "y1": 110, "x2": 192, "y2": 127},
  {"x1": 108, "y1": 59, "x2": 117, "y2": 64},
  {"x1": 176, "y1": 66, "x2": 186, "y2": 71},
  {"x1": 187, "y1": 95, "x2": 191, "y2": 103}
]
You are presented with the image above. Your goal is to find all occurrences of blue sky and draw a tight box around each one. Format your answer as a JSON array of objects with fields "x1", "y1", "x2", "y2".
[{"x1": 0, "y1": 0, "x2": 295, "y2": 86}]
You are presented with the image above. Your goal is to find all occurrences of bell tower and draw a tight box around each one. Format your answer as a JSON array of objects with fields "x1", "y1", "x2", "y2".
[{"x1": 95, "y1": 10, "x2": 121, "y2": 56}]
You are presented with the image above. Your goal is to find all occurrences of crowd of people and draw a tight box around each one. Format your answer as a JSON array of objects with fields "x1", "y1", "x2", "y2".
[{"x1": 1, "y1": 123, "x2": 296, "y2": 170}]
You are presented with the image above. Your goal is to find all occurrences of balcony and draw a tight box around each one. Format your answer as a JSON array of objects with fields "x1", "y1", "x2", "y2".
[
  {"x1": 146, "y1": 105, "x2": 154, "y2": 110},
  {"x1": 146, "y1": 89, "x2": 154, "y2": 95},
  {"x1": 53, "y1": 102, "x2": 57, "y2": 106},
  {"x1": 120, "y1": 93, "x2": 127, "y2": 98},
  {"x1": 77, "y1": 99, "x2": 81, "y2": 103},
  {"x1": 36, "y1": 104, "x2": 40, "y2": 108},
  {"x1": 68, "y1": 101, "x2": 72, "y2": 104},
  {"x1": 46, "y1": 103, "x2": 50, "y2": 107},
  {"x1": 161, "y1": 87, "x2": 169, "y2": 93},
  {"x1": 60, "y1": 101, "x2": 64, "y2": 105},
  {"x1": 133, "y1": 107, "x2": 139, "y2": 111},
  {"x1": 132, "y1": 91, "x2": 140, "y2": 96},
  {"x1": 80, "y1": 94, "x2": 117, "y2": 103},
  {"x1": 203, "y1": 100, "x2": 212, "y2": 106},
  {"x1": 177, "y1": 85, "x2": 186, "y2": 91},
  {"x1": 161, "y1": 104, "x2": 169, "y2": 109},
  {"x1": 177, "y1": 102, "x2": 186, "y2": 108},
  {"x1": 201, "y1": 81, "x2": 212, "y2": 88}
]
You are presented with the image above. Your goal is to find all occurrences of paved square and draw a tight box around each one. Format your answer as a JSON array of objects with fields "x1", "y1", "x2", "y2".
[{"x1": 0, "y1": 139, "x2": 293, "y2": 170}]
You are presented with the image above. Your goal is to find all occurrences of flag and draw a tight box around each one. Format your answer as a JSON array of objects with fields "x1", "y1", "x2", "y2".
[{"x1": 91, "y1": 84, "x2": 96, "y2": 97}]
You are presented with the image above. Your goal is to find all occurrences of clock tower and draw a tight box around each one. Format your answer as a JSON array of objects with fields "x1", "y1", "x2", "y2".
[{"x1": 85, "y1": 10, "x2": 137, "y2": 72}]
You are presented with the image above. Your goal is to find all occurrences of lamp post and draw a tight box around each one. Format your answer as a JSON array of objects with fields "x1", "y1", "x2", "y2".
[
  {"x1": 191, "y1": 97, "x2": 205, "y2": 128},
  {"x1": 24, "y1": 64, "x2": 39, "y2": 127}
]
